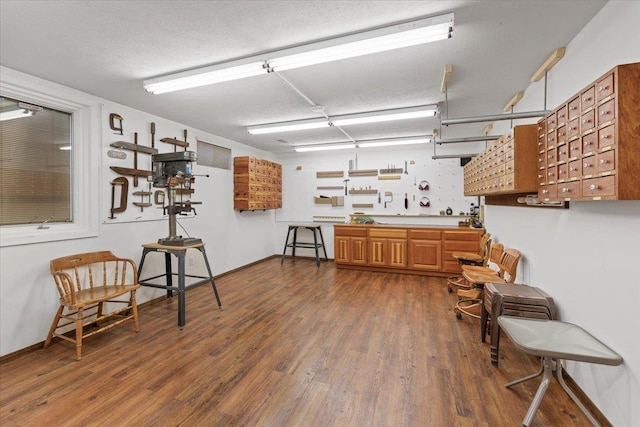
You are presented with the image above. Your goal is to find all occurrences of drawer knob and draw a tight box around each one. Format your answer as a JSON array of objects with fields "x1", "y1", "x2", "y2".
[
  {"x1": 598, "y1": 85, "x2": 609, "y2": 92},
  {"x1": 600, "y1": 159, "x2": 608, "y2": 165},
  {"x1": 584, "y1": 163, "x2": 591, "y2": 168},
  {"x1": 590, "y1": 184, "x2": 599, "y2": 191},
  {"x1": 542, "y1": 189, "x2": 549, "y2": 194},
  {"x1": 600, "y1": 134, "x2": 611, "y2": 140},
  {"x1": 548, "y1": 172, "x2": 553, "y2": 176},
  {"x1": 562, "y1": 187, "x2": 570, "y2": 193},
  {"x1": 570, "y1": 167, "x2": 576, "y2": 172},
  {"x1": 600, "y1": 111, "x2": 610, "y2": 116}
]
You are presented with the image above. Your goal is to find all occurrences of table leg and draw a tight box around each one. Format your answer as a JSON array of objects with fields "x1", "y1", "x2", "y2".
[
  {"x1": 199, "y1": 246, "x2": 222, "y2": 309},
  {"x1": 556, "y1": 360, "x2": 601, "y2": 427},
  {"x1": 177, "y1": 251, "x2": 186, "y2": 329},
  {"x1": 317, "y1": 226, "x2": 328, "y2": 260},
  {"x1": 292, "y1": 227, "x2": 298, "y2": 258},
  {"x1": 311, "y1": 227, "x2": 320, "y2": 267},
  {"x1": 281, "y1": 227, "x2": 292, "y2": 264},
  {"x1": 164, "y1": 252, "x2": 173, "y2": 299},
  {"x1": 506, "y1": 356, "x2": 552, "y2": 427}
]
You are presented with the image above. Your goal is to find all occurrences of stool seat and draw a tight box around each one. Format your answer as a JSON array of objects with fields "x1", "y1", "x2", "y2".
[
  {"x1": 281, "y1": 224, "x2": 328, "y2": 267},
  {"x1": 482, "y1": 283, "x2": 557, "y2": 367}
]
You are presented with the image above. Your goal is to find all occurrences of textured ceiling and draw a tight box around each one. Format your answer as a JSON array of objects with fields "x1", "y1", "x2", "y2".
[{"x1": 0, "y1": 0, "x2": 606, "y2": 153}]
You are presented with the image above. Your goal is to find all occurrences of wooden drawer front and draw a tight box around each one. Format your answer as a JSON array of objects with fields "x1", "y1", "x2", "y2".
[
  {"x1": 558, "y1": 181, "x2": 581, "y2": 199},
  {"x1": 505, "y1": 160, "x2": 515, "y2": 175},
  {"x1": 581, "y1": 109, "x2": 596, "y2": 132},
  {"x1": 546, "y1": 147, "x2": 557, "y2": 165},
  {"x1": 557, "y1": 144, "x2": 569, "y2": 163},
  {"x1": 408, "y1": 229, "x2": 442, "y2": 240},
  {"x1": 582, "y1": 155, "x2": 597, "y2": 177},
  {"x1": 538, "y1": 170, "x2": 546, "y2": 186},
  {"x1": 557, "y1": 163, "x2": 568, "y2": 181},
  {"x1": 547, "y1": 130, "x2": 557, "y2": 147},
  {"x1": 568, "y1": 118, "x2": 580, "y2": 139},
  {"x1": 569, "y1": 139, "x2": 582, "y2": 159},
  {"x1": 369, "y1": 228, "x2": 407, "y2": 239},
  {"x1": 581, "y1": 86, "x2": 596, "y2": 110},
  {"x1": 540, "y1": 183, "x2": 557, "y2": 199},
  {"x1": 443, "y1": 230, "x2": 482, "y2": 242},
  {"x1": 504, "y1": 149, "x2": 514, "y2": 163},
  {"x1": 583, "y1": 176, "x2": 615, "y2": 198},
  {"x1": 334, "y1": 226, "x2": 367, "y2": 237},
  {"x1": 568, "y1": 96, "x2": 580, "y2": 120},
  {"x1": 501, "y1": 173, "x2": 515, "y2": 191},
  {"x1": 598, "y1": 99, "x2": 615, "y2": 124},
  {"x1": 546, "y1": 165, "x2": 557, "y2": 183},
  {"x1": 596, "y1": 72, "x2": 615, "y2": 102},
  {"x1": 582, "y1": 132, "x2": 597, "y2": 154},
  {"x1": 557, "y1": 125, "x2": 567, "y2": 145},
  {"x1": 546, "y1": 114, "x2": 557, "y2": 131},
  {"x1": 569, "y1": 159, "x2": 582, "y2": 179},
  {"x1": 556, "y1": 105, "x2": 568, "y2": 125},
  {"x1": 538, "y1": 151, "x2": 546, "y2": 169},
  {"x1": 596, "y1": 150, "x2": 615, "y2": 174},
  {"x1": 598, "y1": 124, "x2": 615, "y2": 150}
]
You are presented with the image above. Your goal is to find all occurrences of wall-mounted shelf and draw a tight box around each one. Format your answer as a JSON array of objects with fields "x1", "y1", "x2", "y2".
[
  {"x1": 349, "y1": 189, "x2": 378, "y2": 194},
  {"x1": 348, "y1": 169, "x2": 378, "y2": 177},
  {"x1": 316, "y1": 171, "x2": 344, "y2": 178},
  {"x1": 317, "y1": 185, "x2": 344, "y2": 190},
  {"x1": 378, "y1": 175, "x2": 402, "y2": 180},
  {"x1": 379, "y1": 168, "x2": 403, "y2": 174},
  {"x1": 352, "y1": 203, "x2": 374, "y2": 208}
]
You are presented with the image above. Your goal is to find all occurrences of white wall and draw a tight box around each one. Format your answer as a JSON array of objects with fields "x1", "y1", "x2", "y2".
[
  {"x1": 484, "y1": 2, "x2": 640, "y2": 426},
  {"x1": 0, "y1": 70, "x2": 278, "y2": 356}
]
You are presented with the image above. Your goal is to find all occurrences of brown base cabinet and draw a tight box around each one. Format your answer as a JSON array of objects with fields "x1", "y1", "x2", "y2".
[{"x1": 334, "y1": 224, "x2": 483, "y2": 277}]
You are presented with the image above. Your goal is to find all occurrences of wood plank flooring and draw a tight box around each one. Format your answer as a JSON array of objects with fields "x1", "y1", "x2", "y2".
[{"x1": 1, "y1": 258, "x2": 597, "y2": 426}]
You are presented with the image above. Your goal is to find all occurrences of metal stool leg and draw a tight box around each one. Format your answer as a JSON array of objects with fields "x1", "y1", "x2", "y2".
[
  {"x1": 311, "y1": 227, "x2": 320, "y2": 267},
  {"x1": 317, "y1": 226, "x2": 328, "y2": 261},
  {"x1": 281, "y1": 226, "x2": 292, "y2": 264}
]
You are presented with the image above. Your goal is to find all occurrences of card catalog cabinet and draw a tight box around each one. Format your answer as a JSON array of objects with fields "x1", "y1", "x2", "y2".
[
  {"x1": 233, "y1": 156, "x2": 282, "y2": 210},
  {"x1": 538, "y1": 62, "x2": 640, "y2": 201},
  {"x1": 463, "y1": 124, "x2": 538, "y2": 196}
]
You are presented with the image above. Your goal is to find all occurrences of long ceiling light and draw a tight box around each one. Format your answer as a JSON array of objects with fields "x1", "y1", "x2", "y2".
[
  {"x1": 0, "y1": 109, "x2": 34, "y2": 121},
  {"x1": 248, "y1": 105, "x2": 438, "y2": 135},
  {"x1": 294, "y1": 143, "x2": 356, "y2": 152},
  {"x1": 143, "y1": 13, "x2": 454, "y2": 94},
  {"x1": 358, "y1": 136, "x2": 431, "y2": 148}
]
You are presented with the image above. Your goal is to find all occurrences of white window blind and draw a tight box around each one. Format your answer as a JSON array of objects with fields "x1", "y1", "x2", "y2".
[{"x1": 0, "y1": 97, "x2": 72, "y2": 226}]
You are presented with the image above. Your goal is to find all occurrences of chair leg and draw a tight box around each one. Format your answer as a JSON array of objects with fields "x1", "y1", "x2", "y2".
[
  {"x1": 44, "y1": 305, "x2": 64, "y2": 348},
  {"x1": 131, "y1": 291, "x2": 140, "y2": 332},
  {"x1": 75, "y1": 307, "x2": 84, "y2": 361},
  {"x1": 454, "y1": 299, "x2": 482, "y2": 319}
]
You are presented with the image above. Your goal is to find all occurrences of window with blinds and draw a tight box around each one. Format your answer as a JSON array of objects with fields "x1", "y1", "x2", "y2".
[{"x1": 0, "y1": 97, "x2": 72, "y2": 226}]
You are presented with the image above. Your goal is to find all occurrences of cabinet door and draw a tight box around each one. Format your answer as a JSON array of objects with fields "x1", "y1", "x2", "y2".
[
  {"x1": 334, "y1": 236, "x2": 351, "y2": 263},
  {"x1": 351, "y1": 237, "x2": 367, "y2": 264},
  {"x1": 369, "y1": 238, "x2": 387, "y2": 266},
  {"x1": 409, "y1": 239, "x2": 442, "y2": 270},
  {"x1": 388, "y1": 239, "x2": 407, "y2": 268}
]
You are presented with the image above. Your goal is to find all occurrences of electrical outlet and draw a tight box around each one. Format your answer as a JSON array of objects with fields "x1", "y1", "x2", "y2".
[{"x1": 188, "y1": 256, "x2": 195, "y2": 266}]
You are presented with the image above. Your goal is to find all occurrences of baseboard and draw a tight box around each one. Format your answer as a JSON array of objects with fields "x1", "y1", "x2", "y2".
[{"x1": 560, "y1": 366, "x2": 613, "y2": 427}]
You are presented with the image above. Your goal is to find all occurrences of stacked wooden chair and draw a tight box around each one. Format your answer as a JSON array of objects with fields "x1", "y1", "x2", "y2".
[
  {"x1": 454, "y1": 247, "x2": 521, "y2": 320},
  {"x1": 447, "y1": 232, "x2": 492, "y2": 293},
  {"x1": 44, "y1": 251, "x2": 140, "y2": 360}
]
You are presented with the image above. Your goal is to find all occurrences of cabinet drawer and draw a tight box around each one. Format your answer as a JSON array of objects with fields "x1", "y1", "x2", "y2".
[
  {"x1": 369, "y1": 228, "x2": 407, "y2": 239},
  {"x1": 546, "y1": 147, "x2": 557, "y2": 165},
  {"x1": 408, "y1": 229, "x2": 442, "y2": 240},
  {"x1": 501, "y1": 173, "x2": 515, "y2": 191},
  {"x1": 596, "y1": 150, "x2": 615, "y2": 174},
  {"x1": 568, "y1": 159, "x2": 582, "y2": 179},
  {"x1": 443, "y1": 241, "x2": 478, "y2": 252},
  {"x1": 557, "y1": 144, "x2": 569, "y2": 163},
  {"x1": 546, "y1": 165, "x2": 557, "y2": 182},
  {"x1": 568, "y1": 96, "x2": 580, "y2": 120},
  {"x1": 556, "y1": 105, "x2": 568, "y2": 125},
  {"x1": 582, "y1": 176, "x2": 615, "y2": 198},
  {"x1": 598, "y1": 99, "x2": 615, "y2": 124},
  {"x1": 540, "y1": 183, "x2": 557, "y2": 199},
  {"x1": 546, "y1": 114, "x2": 557, "y2": 131},
  {"x1": 558, "y1": 181, "x2": 581, "y2": 199},
  {"x1": 582, "y1": 155, "x2": 596, "y2": 177},
  {"x1": 581, "y1": 109, "x2": 596, "y2": 132},
  {"x1": 557, "y1": 163, "x2": 568, "y2": 181},
  {"x1": 568, "y1": 118, "x2": 580, "y2": 139},
  {"x1": 596, "y1": 72, "x2": 614, "y2": 102},
  {"x1": 568, "y1": 139, "x2": 582, "y2": 159},
  {"x1": 581, "y1": 86, "x2": 596, "y2": 110},
  {"x1": 598, "y1": 124, "x2": 615, "y2": 150},
  {"x1": 443, "y1": 230, "x2": 482, "y2": 242},
  {"x1": 582, "y1": 132, "x2": 597, "y2": 154},
  {"x1": 334, "y1": 227, "x2": 367, "y2": 237}
]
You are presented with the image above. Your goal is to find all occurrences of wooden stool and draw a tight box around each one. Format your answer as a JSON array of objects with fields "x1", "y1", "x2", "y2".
[
  {"x1": 482, "y1": 283, "x2": 557, "y2": 367},
  {"x1": 281, "y1": 224, "x2": 328, "y2": 267}
]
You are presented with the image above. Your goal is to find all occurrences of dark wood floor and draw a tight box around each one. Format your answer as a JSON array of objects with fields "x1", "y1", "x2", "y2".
[{"x1": 1, "y1": 257, "x2": 595, "y2": 426}]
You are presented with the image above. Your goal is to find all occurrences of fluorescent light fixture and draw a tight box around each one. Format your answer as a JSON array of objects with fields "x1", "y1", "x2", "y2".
[
  {"x1": 58, "y1": 146, "x2": 72, "y2": 151},
  {"x1": 331, "y1": 106, "x2": 436, "y2": 127},
  {"x1": 144, "y1": 13, "x2": 454, "y2": 94},
  {"x1": 294, "y1": 143, "x2": 356, "y2": 152},
  {"x1": 248, "y1": 105, "x2": 437, "y2": 135},
  {"x1": 143, "y1": 59, "x2": 267, "y2": 94},
  {"x1": 0, "y1": 109, "x2": 34, "y2": 121},
  {"x1": 267, "y1": 13, "x2": 454, "y2": 72},
  {"x1": 247, "y1": 118, "x2": 330, "y2": 135},
  {"x1": 357, "y1": 136, "x2": 431, "y2": 148}
]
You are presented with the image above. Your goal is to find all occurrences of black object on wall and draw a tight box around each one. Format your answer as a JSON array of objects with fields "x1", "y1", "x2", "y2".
[{"x1": 460, "y1": 157, "x2": 472, "y2": 167}]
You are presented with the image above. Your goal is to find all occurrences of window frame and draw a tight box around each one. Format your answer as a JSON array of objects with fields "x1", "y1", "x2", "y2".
[{"x1": 0, "y1": 67, "x2": 100, "y2": 247}]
